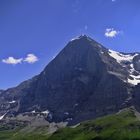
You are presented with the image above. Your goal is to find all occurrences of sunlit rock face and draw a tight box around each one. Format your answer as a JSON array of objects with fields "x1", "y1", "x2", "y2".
[{"x1": 1, "y1": 35, "x2": 140, "y2": 125}]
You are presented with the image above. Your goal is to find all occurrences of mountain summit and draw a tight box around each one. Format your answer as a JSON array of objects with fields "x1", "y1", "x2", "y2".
[{"x1": 1, "y1": 35, "x2": 140, "y2": 125}]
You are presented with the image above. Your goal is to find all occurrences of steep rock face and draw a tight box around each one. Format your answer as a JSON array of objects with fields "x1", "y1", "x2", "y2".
[
  {"x1": 1, "y1": 35, "x2": 140, "y2": 125},
  {"x1": 132, "y1": 84, "x2": 140, "y2": 111},
  {"x1": 18, "y1": 36, "x2": 129, "y2": 124}
]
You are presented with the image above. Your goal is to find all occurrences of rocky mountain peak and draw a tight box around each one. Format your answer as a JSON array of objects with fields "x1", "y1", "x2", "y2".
[
  {"x1": 1, "y1": 35, "x2": 140, "y2": 125},
  {"x1": 68, "y1": 34, "x2": 102, "y2": 50}
]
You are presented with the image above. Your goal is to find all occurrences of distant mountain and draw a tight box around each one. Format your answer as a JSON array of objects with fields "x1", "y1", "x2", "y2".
[
  {"x1": 1, "y1": 35, "x2": 140, "y2": 125},
  {"x1": 0, "y1": 90, "x2": 4, "y2": 94}
]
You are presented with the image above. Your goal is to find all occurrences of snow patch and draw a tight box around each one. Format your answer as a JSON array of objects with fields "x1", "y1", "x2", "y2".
[
  {"x1": 74, "y1": 103, "x2": 79, "y2": 106},
  {"x1": 100, "y1": 50, "x2": 104, "y2": 54},
  {"x1": 109, "y1": 50, "x2": 138, "y2": 63},
  {"x1": 70, "y1": 36, "x2": 81, "y2": 41},
  {"x1": 31, "y1": 110, "x2": 36, "y2": 113},
  {"x1": 128, "y1": 74, "x2": 140, "y2": 86},
  {"x1": 64, "y1": 112, "x2": 69, "y2": 115},
  {"x1": 66, "y1": 118, "x2": 73, "y2": 121},
  {"x1": 9, "y1": 100, "x2": 16, "y2": 104},
  {"x1": 41, "y1": 110, "x2": 49, "y2": 115},
  {"x1": 0, "y1": 113, "x2": 6, "y2": 120},
  {"x1": 70, "y1": 35, "x2": 90, "y2": 42},
  {"x1": 130, "y1": 64, "x2": 135, "y2": 73}
]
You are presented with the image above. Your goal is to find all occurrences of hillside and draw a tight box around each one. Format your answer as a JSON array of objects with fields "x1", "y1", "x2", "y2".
[
  {"x1": 1, "y1": 107, "x2": 140, "y2": 140},
  {"x1": 48, "y1": 107, "x2": 140, "y2": 140}
]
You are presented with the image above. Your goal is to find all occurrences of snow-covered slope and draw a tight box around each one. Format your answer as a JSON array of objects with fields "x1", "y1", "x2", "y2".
[
  {"x1": 109, "y1": 50, "x2": 138, "y2": 63},
  {"x1": 108, "y1": 49, "x2": 140, "y2": 86}
]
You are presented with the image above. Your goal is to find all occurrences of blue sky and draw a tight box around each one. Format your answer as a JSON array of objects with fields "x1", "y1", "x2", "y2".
[{"x1": 1, "y1": 0, "x2": 140, "y2": 89}]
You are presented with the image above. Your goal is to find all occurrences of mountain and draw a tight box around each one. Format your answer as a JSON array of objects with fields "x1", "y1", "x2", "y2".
[{"x1": 1, "y1": 35, "x2": 140, "y2": 125}]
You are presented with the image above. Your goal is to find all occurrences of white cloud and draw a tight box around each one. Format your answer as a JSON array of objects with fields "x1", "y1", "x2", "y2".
[
  {"x1": 105, "y1": 28, "x2": 120, "y2": 38},
  {"x1": 2, "y1": 57, "x2": 23, "y2": 65},
  {"x1": 2, "y1": 54, "x2": 38, "y2": 65},
  {"x1": 24, "y1": 54, "x2": 38, "y2": 64}
]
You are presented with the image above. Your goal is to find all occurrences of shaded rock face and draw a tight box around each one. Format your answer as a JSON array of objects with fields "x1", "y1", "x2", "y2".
[
  {"x1": 1, "y1": 35, "x2": 140, "y2": 125},
  {"x1": 133, "y1": 55, "x2": 140, "y2": 72},
  {"x1": 132, "y1": 84, "x2": 140, "y2": 110}
]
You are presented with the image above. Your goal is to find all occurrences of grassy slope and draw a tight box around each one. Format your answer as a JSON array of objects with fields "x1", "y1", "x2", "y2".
[
  {"x1": 2, "y1": 108, "x2": 140, "y2": 140},
  {"x1": 48, "y1": 108, "x2": 140, "y2": 140}
]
